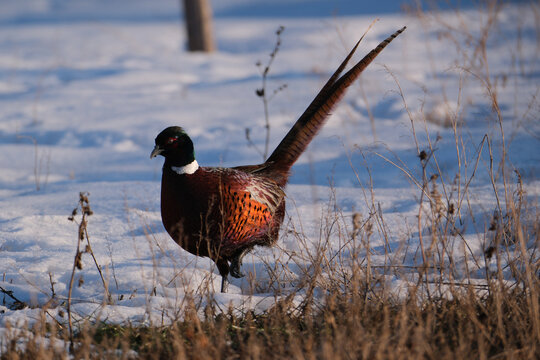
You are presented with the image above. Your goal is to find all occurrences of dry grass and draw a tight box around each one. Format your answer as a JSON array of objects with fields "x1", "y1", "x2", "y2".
[{"x1": 1, "y1": 270, "x2": 538, "y2": 359}]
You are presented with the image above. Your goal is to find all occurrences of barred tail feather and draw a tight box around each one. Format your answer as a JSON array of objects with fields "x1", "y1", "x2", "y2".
[{"x1": 265, "y1": 26, "x2": 406, "y2": 181}]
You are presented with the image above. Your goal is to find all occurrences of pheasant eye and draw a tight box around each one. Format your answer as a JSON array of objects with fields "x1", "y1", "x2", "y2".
[{"x1": 166, "y1": 137, "x2": 177, "y2": 144}]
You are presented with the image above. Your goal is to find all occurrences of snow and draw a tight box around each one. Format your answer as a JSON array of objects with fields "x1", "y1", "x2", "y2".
[{"x1": 0, "y1": 0, "x2": 538, "y2": 332}]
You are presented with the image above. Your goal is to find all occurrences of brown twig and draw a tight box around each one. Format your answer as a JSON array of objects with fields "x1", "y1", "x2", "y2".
[
  {"x1": 0, "y1": 286, "x2": 27, "y2": 310},
  {"x1": 66, "y1": 192, "x2": 110, "y2": 348},
  {"x1": 250, "y1": 25, "x2": 287, "y2": 161}
]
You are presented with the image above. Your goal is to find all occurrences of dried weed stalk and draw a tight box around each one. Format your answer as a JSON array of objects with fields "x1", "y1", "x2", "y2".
[
  {"x1": 246, "y1": 25, "x2": 287, "y2": 161},
  {"x1": 66, "y1": 192, "x2": 110, "y2": 346}
]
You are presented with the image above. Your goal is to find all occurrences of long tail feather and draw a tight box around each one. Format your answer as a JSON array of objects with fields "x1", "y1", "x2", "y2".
[{"x1": 265, "y1": 26, "x2": 406, "y2": 181}]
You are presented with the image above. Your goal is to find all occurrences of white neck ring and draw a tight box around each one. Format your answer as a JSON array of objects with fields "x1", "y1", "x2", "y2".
[{"x1": 170, "y1": 160, "x2": 199, "y2": 175}]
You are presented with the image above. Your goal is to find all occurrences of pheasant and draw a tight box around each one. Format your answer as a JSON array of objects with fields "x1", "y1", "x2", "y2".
[{"x1": 151, "y1": 27, "x2": 405, "y2": 292}]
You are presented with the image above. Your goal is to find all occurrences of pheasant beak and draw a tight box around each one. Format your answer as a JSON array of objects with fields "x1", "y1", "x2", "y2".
[{"x1": 150, "y1": 145, "x2": 163, "y2": 159}]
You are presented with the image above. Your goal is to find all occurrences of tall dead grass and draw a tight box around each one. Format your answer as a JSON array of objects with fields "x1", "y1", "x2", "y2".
[{"x1": 1, "y1": 265, "x2": 538, "y2": 359}]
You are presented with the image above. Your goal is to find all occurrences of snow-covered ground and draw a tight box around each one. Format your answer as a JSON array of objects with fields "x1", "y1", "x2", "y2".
[{"x1": 0, "y1": 0, "x2": 538, "y2": 330}]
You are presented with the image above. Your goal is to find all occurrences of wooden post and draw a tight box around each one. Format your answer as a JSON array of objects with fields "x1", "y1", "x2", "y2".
[{"x1": 182, "y1": 0, "x2": 215, "y2": 52}]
